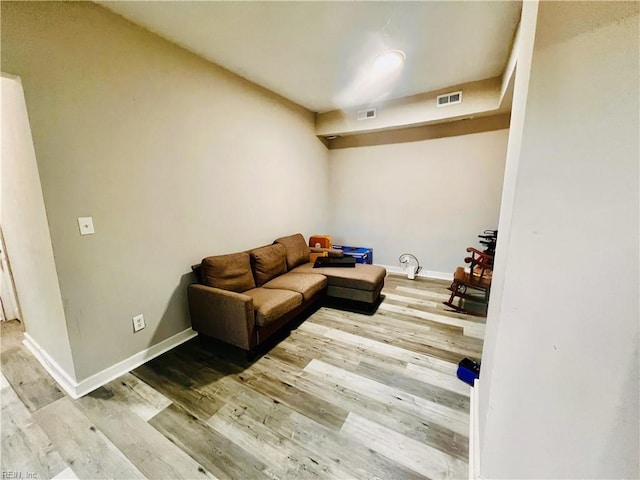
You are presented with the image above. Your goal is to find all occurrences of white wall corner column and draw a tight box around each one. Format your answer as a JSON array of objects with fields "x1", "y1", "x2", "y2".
[
  {"x1": 476, "y1": 0, "x2": 540, "y2": 464},
  {"x1": 1, "y1": 73, "x2": 77, "y2": 382},
  {"x1": 478, "y1": 2, "x2": 639, "y2": 478}
]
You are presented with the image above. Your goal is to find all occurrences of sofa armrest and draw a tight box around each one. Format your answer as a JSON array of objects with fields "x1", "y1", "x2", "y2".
[
  {"x1": 187, "y1": 284, "x2": 255, "y2": 350},
  {"x1": 310, "y1": 247, "x2": 344, "y2": 258}
]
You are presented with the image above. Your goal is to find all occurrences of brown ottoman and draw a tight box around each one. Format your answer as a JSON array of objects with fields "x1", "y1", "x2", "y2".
[{"x1": 290, "y1": 263, "x2": 386, "y2": 304}]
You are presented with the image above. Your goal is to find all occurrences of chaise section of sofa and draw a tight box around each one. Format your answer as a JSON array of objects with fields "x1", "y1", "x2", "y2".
[
  {"x1": 188, "y1": 233, "x2": 386, "y2": 355},
  {"x1": 289, "y1": 262, "x2": 386, "y2": 304},
  {"x1": 274, "y1": 233, "x2": 386, "y2": 304}
]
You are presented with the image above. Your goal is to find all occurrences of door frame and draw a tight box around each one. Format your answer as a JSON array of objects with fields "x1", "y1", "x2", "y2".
[{"x1": 0, "y1": 225, "x2": 21, "y2": 321}]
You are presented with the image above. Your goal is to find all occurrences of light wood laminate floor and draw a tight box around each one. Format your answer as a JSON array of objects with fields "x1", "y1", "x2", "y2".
[{"x1": 1, "y1": 274, "x2": 484, "y2": 479}]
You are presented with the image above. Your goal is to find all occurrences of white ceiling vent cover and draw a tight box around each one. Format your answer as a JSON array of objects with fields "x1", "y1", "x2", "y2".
[
  {"x1": 357, "y1": 108, "x2": 377, "y2": 120},
  {"x1": 437, "y1": 91, "x2": 462, "y2": 107}
]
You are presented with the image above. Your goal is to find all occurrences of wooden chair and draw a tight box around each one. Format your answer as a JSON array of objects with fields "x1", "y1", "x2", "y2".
[{"x1": 444, "y1": 247, "x2": 493, "y2": 316}]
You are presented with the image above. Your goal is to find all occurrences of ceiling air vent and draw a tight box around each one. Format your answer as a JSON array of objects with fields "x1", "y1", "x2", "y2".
[
  {"x1": 437, "y1": 91, "x2": 462, "y2": 107},
  {"x1": 357, "y1": 108, "x2": 376, "y2": 120}
]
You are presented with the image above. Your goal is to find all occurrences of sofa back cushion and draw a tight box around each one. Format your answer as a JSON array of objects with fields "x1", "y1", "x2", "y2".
[
  {"x1": 274, "y1": 233, "x2": 310, "y2": 270},
  {"x1": 249, "y1": 244, "x2": 287, "y2": 287},
  {"x1": 200, "y1": 252, "x2": 256, "y2": 293}
]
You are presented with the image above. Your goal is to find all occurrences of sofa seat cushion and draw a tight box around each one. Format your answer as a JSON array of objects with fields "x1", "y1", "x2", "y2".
[
  {"x1": 244, "y1": 287, "x2": 302, "y2": 327},
  {"x1": 290, "y1": 263, "x2": 386, "y2": 292},
  {"x1": 274, "y1": 233, "x2": 310, "y2": 270},
  {"x1": 249, "y1": 244, "x2": 287, "y2": 286},
  {"x1": 262, "y1": 272, "x2": 327, "y2": 301},
  {"x1": 201, "y1": 252, "x2": 256, "y2": 293}
]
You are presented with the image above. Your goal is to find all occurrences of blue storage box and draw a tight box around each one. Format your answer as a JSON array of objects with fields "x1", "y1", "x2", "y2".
[
  {"x1": 457, "y1": 358, "x2": 480, "y2": 386},
  {"x1": 332, "y1": 245, "x2": 373, "y2": 264}
]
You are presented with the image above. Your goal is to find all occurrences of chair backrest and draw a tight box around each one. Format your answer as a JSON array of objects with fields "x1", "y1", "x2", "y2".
[{"x1": 465, "y1": 247, "x2": 493, "y2": 285}]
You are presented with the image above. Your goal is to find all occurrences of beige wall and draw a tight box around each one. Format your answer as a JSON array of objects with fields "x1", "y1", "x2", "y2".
[
  {"x1": 1, "y1": 74, "x2": 76, "y2": 381},
  {"x1": 480, "y1": 2, "x2": 639, "y2": 478},
  {"x1": 1, "y1": 2, "x2": 329, "y2": 381},
  {"x1": 328, "y1": 129, "x2": 509, "y2": 274}
]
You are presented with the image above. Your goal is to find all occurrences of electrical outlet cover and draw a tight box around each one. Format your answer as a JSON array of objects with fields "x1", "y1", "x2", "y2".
[{"x1": 133, "y1": 314, "x2": 145, "y2": 332}]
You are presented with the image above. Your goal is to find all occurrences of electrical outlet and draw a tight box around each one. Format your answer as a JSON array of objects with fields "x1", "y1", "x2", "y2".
[{"x1": 132, "y1": 314, "x2": 145, "y2": 332}]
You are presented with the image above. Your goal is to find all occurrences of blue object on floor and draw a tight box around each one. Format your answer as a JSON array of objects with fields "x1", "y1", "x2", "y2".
[{"x1": 457, "y1": 357, "x2": 481, "y2": 386}]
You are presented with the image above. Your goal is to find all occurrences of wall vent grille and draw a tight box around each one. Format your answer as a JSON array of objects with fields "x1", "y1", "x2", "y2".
[
  {"x1": 357, "y1": 108, "x2": 377, "y2": 120},
  {"x1": 437, "y1": 91, "x2": 462, "y2": 107}
]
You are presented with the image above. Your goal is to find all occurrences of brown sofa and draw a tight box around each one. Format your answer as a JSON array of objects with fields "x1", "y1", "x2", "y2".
[{"x1": 188, "y1": 233, "x2": 386, "y2": 354}]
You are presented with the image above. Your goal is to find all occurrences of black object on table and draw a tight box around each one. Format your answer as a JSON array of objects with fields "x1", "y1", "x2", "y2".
[{"x1": 313, "y1": 256, "x2": 356, "y2": 268}]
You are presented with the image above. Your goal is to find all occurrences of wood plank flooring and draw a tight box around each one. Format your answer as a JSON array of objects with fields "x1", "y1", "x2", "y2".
[{"x1": 1, "y1": 273, "x2": 484, "y2": 479}]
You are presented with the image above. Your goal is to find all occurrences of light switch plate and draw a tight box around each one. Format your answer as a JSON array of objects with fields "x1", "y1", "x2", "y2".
[{"x1": 78, "y1": 217, "x2": 95, "y2": 235}]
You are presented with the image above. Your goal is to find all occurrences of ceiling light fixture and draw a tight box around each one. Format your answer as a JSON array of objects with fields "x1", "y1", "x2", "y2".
[
  {"x1": 373, "y1": 49, "x2": 406, "y2": 73},
  {"x1": 372, "y1": 11, "x2": 406, "y2": 75}
]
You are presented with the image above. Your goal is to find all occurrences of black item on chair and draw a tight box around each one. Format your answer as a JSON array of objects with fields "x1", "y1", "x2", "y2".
[{"x1": 477, "y1": 229, "x2": 498, "y2": 257}]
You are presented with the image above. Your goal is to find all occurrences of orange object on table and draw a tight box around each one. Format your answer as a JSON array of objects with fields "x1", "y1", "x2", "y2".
[
  {"x1": 309, "y1": 251, "x2": 329, "y2": 263},
  {"x1": 309, "y1": 235, "x2": 332, "y2": 249}
]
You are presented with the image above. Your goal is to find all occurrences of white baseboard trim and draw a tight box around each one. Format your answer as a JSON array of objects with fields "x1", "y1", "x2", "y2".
[
  {"x1": 469, "y1": 378, "x2": 481, "y2": 479},
  {"x1": 23, "y1": 328, "x2": 197, "y2": 399},
  {"x1": 23, "y1": 333, "x2": 78, "y2": 397},
  {"x1": 381, "y1": 265, "x2": 452, "y2": 281}
]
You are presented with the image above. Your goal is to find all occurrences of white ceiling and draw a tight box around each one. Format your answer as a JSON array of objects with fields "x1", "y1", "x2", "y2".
[{"x1": 99, "y1": 1, "x2": 522, "y2": 113}]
